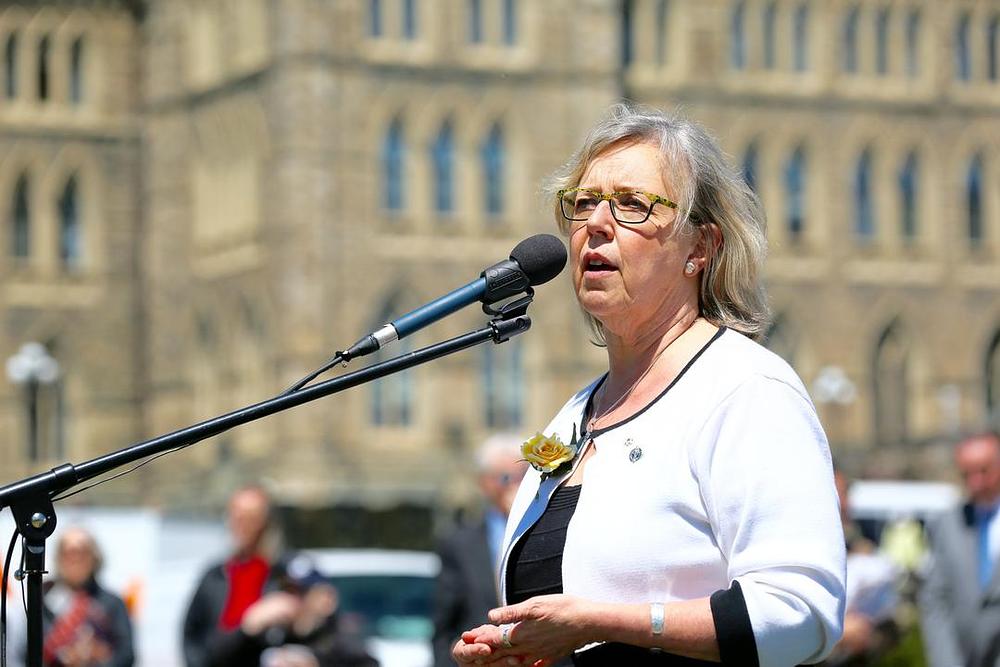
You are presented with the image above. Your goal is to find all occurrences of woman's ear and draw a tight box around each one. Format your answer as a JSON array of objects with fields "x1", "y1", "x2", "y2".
[{"x1": 688, "y1": 222, "x2": 722, "y2": 272}]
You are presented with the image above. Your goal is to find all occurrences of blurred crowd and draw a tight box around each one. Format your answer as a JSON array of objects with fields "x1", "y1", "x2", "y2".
[{"x1": 5, "y1": 430, "x2": 1000, "y2": 666}]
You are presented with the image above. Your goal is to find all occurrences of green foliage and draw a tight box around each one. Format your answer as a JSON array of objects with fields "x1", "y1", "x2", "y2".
[{"x1": 873, "y1": 624, "x2": 926, "y2": 667}]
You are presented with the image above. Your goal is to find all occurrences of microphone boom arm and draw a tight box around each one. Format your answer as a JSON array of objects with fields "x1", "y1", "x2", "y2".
[{"x1": 0, "y1": 310, "x2": 532, "y2": 667}]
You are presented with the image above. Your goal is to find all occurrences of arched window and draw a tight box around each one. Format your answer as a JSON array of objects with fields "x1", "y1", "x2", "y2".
[
  {"x1": 989, "y1": 16, "x2": 1000, "y2": 82},
  {"x1": 37, "y1": 35, "x2": 50, "y2": 100},
  {"x1": 503, "y1": 0, "x2": 517, "y2": 45},
  {"x1": 622, "y1": 0, "x2": 635, "y2": 67},
  {"x1": 12, "y1": 174, "x2": 30, "y2": 258},
  {"x1": 784, "y1": 145, "x2": 806, "y2": 240},
  {"x1": 855, "y1": 149, "x2": 875, "y2": 241},
  {"x1": 4, "y1": 33, "x2": 18, "y2": 99},
  {"x1": 403, "y1": 0, "x2": 418, "y2": 40},
  {"x1": 59, "y1": 177, "x2": 81, "y2": 268},
  {"x1": 793, "y1": 4, "x2": 809, "y2": 72},
  {"x1": 987, "y1": 330, "x2": 1000, "y2": 423},
  {"x1": 655, "y1": 0, "x2": 670, "y2": 65},
  {"x1": 843, "y1": 5, "x2": 860, "y2": 73},
  {"x1": 876, "y1": 8, "x2": 890, "y2": 75},
  {"x1": 431, "y1": 119, "x2": 455, "y2": 214},
  {"x1": 368, "y1": 0, "x2": 383, "y2": 37},
  {"x1": 742, "y1": 141, "x2": 759, "y2": 193},
  {"x1": 730, "y1": 1, "x2": 746, "y2": 70},
  {"x1": 468, "y1": 0, "x2": 483, "y2": 43},
  {"x1": 370, "y1": 296, "x2": 414, "y2": 426},
  {"x1": 905, "y1": 10, "x2": 921, "y2": 77},
  {"x1": 481, "y1": 122, "x2": 504, "y2": 216},
  {"x1": 482, "y1": 338, "x2": 523, "y2": 428},
  {"x1": 956, "y1": 12, "x2": 972, "y2": 81},
  {"x1": 899, "y1": 151, "x2": 918, "y2": 241},
  {"x1": 382, "y1": 117, "x2": 405, "y2": 211},
  {"x1": 763, "y1": 1, "x2": 777, "y2": 69},
  {"x1": 968, "y1": 154, "x2": 984, "y2": 246},
  {"x1": 873, "y1": 322, "x2": 909, "y2": 446},
  {"x1": 69, "y1": 37, "x2": 84, "y2": 105}
]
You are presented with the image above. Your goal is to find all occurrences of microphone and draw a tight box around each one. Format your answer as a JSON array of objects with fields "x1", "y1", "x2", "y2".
[{"x1": 340, "y1": 234, "x2": 567, "y2": 361}]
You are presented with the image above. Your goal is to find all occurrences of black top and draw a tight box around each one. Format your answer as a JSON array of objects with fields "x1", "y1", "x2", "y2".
[
  {"x1": 507, "y1": 484, "x2": 582, "y2": 604},
  {"x1": 501, "y1": 326, "x2": 761, "y2": 666}
]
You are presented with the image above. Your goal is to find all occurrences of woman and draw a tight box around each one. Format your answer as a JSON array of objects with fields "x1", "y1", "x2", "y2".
[
  {"x1": 453, "y1": 105, "x2": 845, "y2": 666},
  {"x1": 41, "y1": 527, "x2": 134, "y2": 667}
]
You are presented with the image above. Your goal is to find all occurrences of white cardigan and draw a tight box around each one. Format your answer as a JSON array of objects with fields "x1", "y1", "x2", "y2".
[{"x1": 499, "y1": 329, "x2": 846, "y2": 666}]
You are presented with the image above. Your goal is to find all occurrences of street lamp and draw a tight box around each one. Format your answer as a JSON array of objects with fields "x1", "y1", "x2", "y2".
[
  {"x1": 813, "y1": 365, "x2": 857, "y2": 407},
  {"x1": 812, "y1": 365, "x2": 857, "y2": 446},
  {"x1": 6, "y1": 342, "x2": 60, "y2": 462}
]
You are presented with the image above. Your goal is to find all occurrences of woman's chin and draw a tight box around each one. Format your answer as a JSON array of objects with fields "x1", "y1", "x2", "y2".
[{"x1": 579, "y1": 295, "x2": 624, "y2": 324}]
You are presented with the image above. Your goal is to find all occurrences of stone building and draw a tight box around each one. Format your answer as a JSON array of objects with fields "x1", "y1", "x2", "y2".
[{"x1": 2, "y1": 0, "x2": 1000, "y2": 543}]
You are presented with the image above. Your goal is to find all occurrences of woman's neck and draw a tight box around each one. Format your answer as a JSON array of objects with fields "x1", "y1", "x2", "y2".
[{"x1": 603, "y1": 303, "x2": 701, "y2": 388}]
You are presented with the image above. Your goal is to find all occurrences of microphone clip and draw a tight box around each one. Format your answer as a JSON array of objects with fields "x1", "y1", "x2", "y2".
[{"x1": 482, "y1": 286, "x2": 533, "y2": 321}]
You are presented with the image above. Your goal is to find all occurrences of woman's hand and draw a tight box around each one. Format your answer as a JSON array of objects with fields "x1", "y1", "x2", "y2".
[
  {"x1": 461, "y1": 594, "x2": 599, "y2": 666},
  {"x1": 452, "y1": 624, "x2": 517, "y2": 665}
]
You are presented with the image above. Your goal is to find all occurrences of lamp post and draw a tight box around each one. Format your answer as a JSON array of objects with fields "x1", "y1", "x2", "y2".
[
  {"x1": 6, "y1": 342, "x2": 60, "y2": 462},
  {"x1": 812, "y1": 365, "x2": 857, "y2": 446}
]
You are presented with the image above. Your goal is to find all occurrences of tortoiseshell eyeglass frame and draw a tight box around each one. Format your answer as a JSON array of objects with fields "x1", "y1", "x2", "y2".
[{"x1": 557, "y1": 187, "x2": 679, "y2": 226}]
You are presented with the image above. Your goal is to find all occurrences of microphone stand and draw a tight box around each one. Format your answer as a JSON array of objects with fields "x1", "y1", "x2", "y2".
[{"x1": 0, "y1": 307, "x2": 532, "y2": 667}]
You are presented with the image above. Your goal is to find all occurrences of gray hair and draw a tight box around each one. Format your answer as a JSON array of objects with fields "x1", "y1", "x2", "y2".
[
  {"x1": 545, "y1": 103, "x2": 770, "y2": 341},
  {"x1": 476, "y1": 432, "x2": 525, "y2": 472}
]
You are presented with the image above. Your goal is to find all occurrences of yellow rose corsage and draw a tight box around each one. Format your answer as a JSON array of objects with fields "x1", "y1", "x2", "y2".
[{"x1": 521, "y1": 431, "x2": 578, "y2": 480}]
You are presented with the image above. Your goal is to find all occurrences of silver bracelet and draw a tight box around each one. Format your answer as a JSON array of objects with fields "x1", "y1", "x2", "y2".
[{"x1": 650, "y1": 602, "x2": 665, "y2": 635}]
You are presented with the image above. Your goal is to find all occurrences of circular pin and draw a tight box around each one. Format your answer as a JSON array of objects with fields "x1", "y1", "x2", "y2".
[{"x1": 629, "y1": 447, "x2": 643, "y2": 462}]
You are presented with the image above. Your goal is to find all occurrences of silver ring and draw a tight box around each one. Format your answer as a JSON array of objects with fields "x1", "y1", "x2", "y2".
[{"x1": 500, "y1": 623, "x2": 514, "y2": 649}]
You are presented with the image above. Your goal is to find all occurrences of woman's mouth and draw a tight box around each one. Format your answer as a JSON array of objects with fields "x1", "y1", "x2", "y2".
[{"x1": 584, "y1": 259, "x2": 617, "y2": 274}]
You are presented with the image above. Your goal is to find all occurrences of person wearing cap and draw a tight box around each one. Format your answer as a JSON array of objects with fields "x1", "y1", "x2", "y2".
[
  {"x1": 432, "y1": 433, "x2": 528, "y2": 667},
  {"x1": 206, "y1": 554, "x2": 377, "y2": 667}
]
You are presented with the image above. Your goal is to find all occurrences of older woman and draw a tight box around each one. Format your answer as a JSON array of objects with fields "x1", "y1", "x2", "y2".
[
  {"x1": 453, "y1": 105, "x2": 845, "y2": 666},
  {"x1": 42, "y1": 527, "x2": 135, "y2": 667}
]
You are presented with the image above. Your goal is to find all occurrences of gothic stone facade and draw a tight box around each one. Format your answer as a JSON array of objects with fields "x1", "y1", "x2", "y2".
[{"x1": 2, "y1": 0, "x2": 1000, "y2": 520}]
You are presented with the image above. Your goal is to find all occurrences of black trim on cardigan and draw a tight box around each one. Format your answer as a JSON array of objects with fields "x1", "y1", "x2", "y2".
[
  {"x1": 580, "y1": 326, "x2": 728, "y2": 440},
  {"x1": 710, "y1": 580, "x2": 760, "y2": 666}
]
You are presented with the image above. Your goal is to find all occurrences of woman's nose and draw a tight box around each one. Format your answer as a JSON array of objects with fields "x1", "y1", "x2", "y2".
[{"x1": 585, "y1": 199, "x2": 616, "y2": 238}]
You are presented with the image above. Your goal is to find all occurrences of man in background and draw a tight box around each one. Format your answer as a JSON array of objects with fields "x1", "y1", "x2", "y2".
[
  {"x1": 920, "y1": 431, "x2": 1000, "y2": 667},
  {"x1": 432, "y1": 433, "x2": 527, "y2": 667},
  {"x1": 182, "y1": 485, "x2": 285, "y2": 667}
]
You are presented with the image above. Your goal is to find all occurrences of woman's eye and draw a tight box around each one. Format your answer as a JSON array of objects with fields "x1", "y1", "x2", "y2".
[{"x1": 616, "y1": 195, "x2": 644, "y2": 210}]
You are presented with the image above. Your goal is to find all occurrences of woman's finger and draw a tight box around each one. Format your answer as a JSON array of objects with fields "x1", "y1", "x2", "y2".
[
  {"x1": 453, "y1": 639, "x2": 494, "y2": 663},
  {"x1": 462, "y1": 624, "x2": 498, "y2": 643},
  {"x1": 488, "y1": 600, "x2": 534, "y2": 624}
]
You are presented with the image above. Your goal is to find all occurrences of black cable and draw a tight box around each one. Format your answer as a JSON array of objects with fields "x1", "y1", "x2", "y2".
[
  {"x1": 280, "y1": 352, "x2": 346, "y2": 396},
  {"x1": 46, "y1": 349, "x2": 350, "y2": 502},
  {"x1": 2, "y1": 526, "x2": 19, "y2": 667},
  {"x1": 50, "y1": 353, "x2": 345, "y2": 502},
  {"x1": 50, "y1": 444, "x2": 194, "y2": 502}
]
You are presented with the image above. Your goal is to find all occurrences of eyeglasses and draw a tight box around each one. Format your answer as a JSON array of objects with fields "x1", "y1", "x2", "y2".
[{"x1": 558, "y1": 187, "x2": 678, "y2": 226}]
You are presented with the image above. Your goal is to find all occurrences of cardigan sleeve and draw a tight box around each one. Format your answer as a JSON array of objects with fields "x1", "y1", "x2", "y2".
[{"x1": 692, "y1": 374, "x2": 846, "y2": 666}]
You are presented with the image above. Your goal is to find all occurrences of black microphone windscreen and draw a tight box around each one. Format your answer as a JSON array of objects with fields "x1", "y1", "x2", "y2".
[{"x1": 509, "y1": 234, "x2": 567, "y2": 286}]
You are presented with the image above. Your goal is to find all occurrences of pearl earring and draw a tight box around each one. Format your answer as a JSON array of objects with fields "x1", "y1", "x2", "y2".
[{"x1": 684, "y1": 261, "x2": 696, "y2": 276}]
